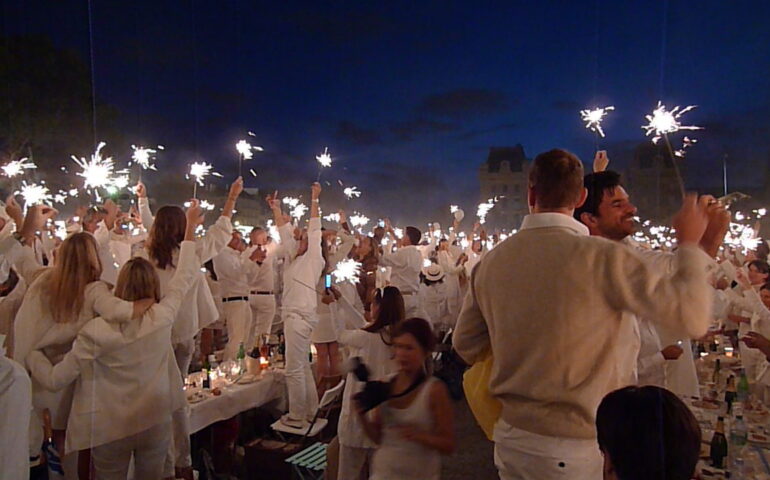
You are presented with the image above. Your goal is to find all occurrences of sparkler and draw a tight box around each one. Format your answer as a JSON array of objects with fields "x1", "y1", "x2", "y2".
[
  {"x1": 235, "y1": 139, "x2": 263, "y2": 177},
  {"x1": 1, "y1": 158, "x2": 37, "y2": 178},
  {"x1": 188, "y1": 162, "x2": 220, "y2": 198},
  {"x1": 349, "y1": 212, "x2": 370, "y2": 230},
  {"x1": 332, "y1": 258, "x2": 362, "y2": 284},
  {"x1": 316, "y1": 147, "x2": 332, "y2": 181},
  {"x1": 290, "y1": 203, "x2": 308, "y2": 220},
  {"x1": 343, "y1": 186, "x2": 361, "y2": 199},
  {"x1": 16, "y1": 181, "x2": 52, "y2": 206},
  {"x1": 185, "y1": 200, "x2": 215, "y2": 211},
  {"x1": 282, "y1": 197, "x2": 300, "y2": 208},
  {"x1": 642, "y1": 102, "x2": 703, "y2": 198},
  {"x1": 323, "y1": 213, "x2": 341, "y2": 223},
  {"x1": 580, "y1": 105, "x2": 614, "y2": 139},
  {"x1": 71, "y1": 142, "x2": 116, "y2": 201},
  {"x1": 130, "y1": 145, "x2": 159, "y2": 177},
  {"x1": 476, "y1": 197, "x2": 498, "y2": 225}
]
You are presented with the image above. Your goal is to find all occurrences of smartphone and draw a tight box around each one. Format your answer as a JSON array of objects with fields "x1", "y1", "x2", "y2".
[
  {"x1": 325, "y1": 274, "x2": 332, "y2": 289},
  {"x1": 378, "y1": 219, "x2": 385, "y2": 228}
]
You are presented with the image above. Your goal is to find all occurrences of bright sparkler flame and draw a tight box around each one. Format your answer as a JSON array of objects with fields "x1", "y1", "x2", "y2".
[
  {"x1": 393, "y1": 227, "x2": 403, "y2": 239},
  {"x1": 185, "y1": 200, "x2": 215, "y2": 211},
  {"x1": 16, "y1": 181, "x2": 52, "y2": 206},
  {"x1": 236, "y1": 139, "x2": 263, "y2": 160},
  {"x1": 349, "y1": 213, "x2": 370, "y2": 228},
  {"x1": 323, "y1": 213, "x2": 341, "y2": 223},
  {"x1": 316, "y1": 147, "x2": 332, "y2": 168},
  {"x1": 332, "y1": 258, "x2": 362, "y2": 284},
  {"x1": 72, "y1": 142, "x2": 115, "y2": 193},
  {"x1": 290, "y1": 203, "x2": 308, "y2": 219},
  {"x1": 450, "y1": 205, "x2": 459, "y2": 213},
  {"x1": 1, "y1": 158, "x2": 37, "y2": 178},
  {"x1": 580, "y1": 106, "x2": 614, "y2": 137},
  {"x1": 131, "y1": 145, "x2": 158, "y2": 170},
  {"x1": 476, "y1": 197, "x2": 498, "y2": 224},
  {"x1": 642, "y1": 102, "x2": 703, "y2": 144},
  {"x1": 343, "y1": 186, "x2": 361, "y2": 199},
  {"x1": 282, "y1": 196, "x2": 300, "y2": 208},
  {"x1": 189, "y1": 162, "x2": 215, "y2": 186}
]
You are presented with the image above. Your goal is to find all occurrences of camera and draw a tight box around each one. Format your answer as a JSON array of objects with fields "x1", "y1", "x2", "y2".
[{"x1": 349, "y1": 357, "x2": 390, "y2": 412}]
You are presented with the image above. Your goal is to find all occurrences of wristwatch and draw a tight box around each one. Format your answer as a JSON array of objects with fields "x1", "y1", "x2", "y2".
[{"x1": 12, "y1": 231, "x2": 25, "y2": 245}]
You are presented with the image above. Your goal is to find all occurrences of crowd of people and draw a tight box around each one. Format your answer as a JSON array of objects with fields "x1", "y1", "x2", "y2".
[{"x1": 2, "y1": 147, "x2": 770, "y2": 479}]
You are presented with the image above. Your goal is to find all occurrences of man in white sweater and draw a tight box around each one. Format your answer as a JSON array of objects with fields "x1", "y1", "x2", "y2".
[
  {"x1": 454, "y1": 149, "x2": 712, "y2": 480},
  {"x1": 575, "y1": 168, "x2": 728, "y2": 390}
]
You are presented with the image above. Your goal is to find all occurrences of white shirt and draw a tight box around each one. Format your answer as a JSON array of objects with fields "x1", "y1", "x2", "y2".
[
  {"x1": 637, "y1": 317, "x2": 666, "y2": 387},
  {"x1": 281, "y1": 218, "x2": 324, "y2": 314},
  {"x1": 242, "y1": 240, "x2": 281, "y2": 292},
  {"x1": 379, "y1": 243, "x2": 422, "y2": 294},
  {"x1": 213, "y1": 246, "x2": 250, "y2": 297}
]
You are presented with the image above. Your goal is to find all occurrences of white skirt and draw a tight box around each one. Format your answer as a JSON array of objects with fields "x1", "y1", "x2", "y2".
[{"x1": 310, "y1": 312, "x2": 336, "y2": 343}]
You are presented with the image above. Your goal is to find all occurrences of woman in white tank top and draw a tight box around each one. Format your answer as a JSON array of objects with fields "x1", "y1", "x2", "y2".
[{"x1": 357, "y1": 317, "x2": 455, "y2": 480}]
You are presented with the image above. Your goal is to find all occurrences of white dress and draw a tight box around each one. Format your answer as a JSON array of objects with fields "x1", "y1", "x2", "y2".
[{"x1": 370, "y1": 377, "x2": 441, "y2": 480}]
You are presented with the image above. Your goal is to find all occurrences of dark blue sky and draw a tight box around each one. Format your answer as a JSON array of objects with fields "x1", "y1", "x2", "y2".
[{"x1": 3, "y1": 0, "x2": 770, "y2": 221}]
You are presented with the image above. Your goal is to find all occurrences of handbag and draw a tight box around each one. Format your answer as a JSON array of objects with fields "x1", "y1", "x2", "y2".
[{"x1": 462, "y1": 350, "x2": 501, "y2": 441}]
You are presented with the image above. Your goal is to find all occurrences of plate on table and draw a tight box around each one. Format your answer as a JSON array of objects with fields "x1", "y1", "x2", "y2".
[
  {"x1": 749, "y1": 431, "x2": 770, "y2": 445},
  {"x1": 692, "y1": 399, "x2": 721, "y2": 410},
  {"x1": 187, "y1": 391, "x2": 207, "y2": 404}
]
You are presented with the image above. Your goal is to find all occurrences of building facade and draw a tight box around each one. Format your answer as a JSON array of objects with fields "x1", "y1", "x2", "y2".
[
  {"x1": 624, "y1": 142, "x2": 684, "y2": 222},
  {"x1": 478, "y1": 145, "x2": 530, "y2": 229}
]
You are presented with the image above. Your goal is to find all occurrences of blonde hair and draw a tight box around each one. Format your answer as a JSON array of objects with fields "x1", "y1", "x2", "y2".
[
  {"x1": 114, "y1": 258, "x2": 161, "y2": 302},
  {"x1": 46, "y1": 232, "x2": 102, "y2": 323}
]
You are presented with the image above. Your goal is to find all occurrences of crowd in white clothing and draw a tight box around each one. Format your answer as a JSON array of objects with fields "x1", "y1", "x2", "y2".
[{"x1": 5, "y1": 148, "x2": 770, "y2": 480}]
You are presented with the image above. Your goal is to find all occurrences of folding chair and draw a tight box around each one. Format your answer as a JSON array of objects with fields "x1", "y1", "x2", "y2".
[{"x1": 271, "y1": 379, "x2": 345, "y2": 479}]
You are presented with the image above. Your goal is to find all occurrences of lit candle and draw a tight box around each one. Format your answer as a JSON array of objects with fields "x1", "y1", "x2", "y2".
[{"x1": 260, "y1": 356, "x2": 269, "y2": 371}]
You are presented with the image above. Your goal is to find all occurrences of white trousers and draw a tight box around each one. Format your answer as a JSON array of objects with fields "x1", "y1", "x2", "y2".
[
  {"x1": 223, "y1": 300, "x2": 253, "y2": 361},
  {"x1": 248, "y1": 294, "x2": 277, "y2": 347},
  {"x1": 92, "y1": 420, "x2": 171, "y2": 480},
  {"x1": 493, "y1": 421, "x2": 603, "y2": 480},
  {"x1": 284, "y1": 310, "x2": 319, "y2": 420},
  {"x1": 338, "y1": 444, "x2": 373, "y2": 480}
]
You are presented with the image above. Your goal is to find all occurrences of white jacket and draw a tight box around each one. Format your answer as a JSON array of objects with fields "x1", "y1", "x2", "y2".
[
  {"x1": 27, "y1": 240, "x2": 199, "y2": 453},
  {"x1": 135, "y1": 205, "x2": 232, "y2": 343}
]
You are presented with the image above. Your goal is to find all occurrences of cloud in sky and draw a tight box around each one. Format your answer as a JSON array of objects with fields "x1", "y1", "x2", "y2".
[{"x1": 418, "y1": 88, "x2": 511, "y2": 118}]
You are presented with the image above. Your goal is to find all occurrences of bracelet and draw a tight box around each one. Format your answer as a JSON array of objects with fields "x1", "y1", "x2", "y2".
[{"x1": 312, "y1": 199, "x2": 319, "y2": 203}]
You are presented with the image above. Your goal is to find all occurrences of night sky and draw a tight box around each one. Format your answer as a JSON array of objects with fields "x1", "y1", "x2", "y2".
[{"x1": 3, "y1": 1, "x2": 770, "y2": 223}]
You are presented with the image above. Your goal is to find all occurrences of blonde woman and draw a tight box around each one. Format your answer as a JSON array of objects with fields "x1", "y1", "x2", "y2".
[
  {"x1": 26, "y1": 201, "x2": 204, "y2": 480},
  {"x1": 13, "y1": 228, "x2": 154, "y2": 477}
]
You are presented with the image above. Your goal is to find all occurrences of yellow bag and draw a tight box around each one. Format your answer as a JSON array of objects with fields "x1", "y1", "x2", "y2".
[{"x1": 463, "y1": 351, "x2": 501, "y2": 441}]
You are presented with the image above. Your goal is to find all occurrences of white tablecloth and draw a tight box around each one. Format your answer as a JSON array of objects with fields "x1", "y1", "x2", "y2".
[{"x1": 189, "y1": 370, "x2": 286, "y2": 433}]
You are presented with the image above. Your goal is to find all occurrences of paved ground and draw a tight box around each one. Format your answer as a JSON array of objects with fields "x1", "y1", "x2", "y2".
[{"x1": 442, "y1": 398, "x2": 498, "y2": 480}]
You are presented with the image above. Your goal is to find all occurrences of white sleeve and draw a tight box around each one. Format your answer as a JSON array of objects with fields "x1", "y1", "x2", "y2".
[
  {"x1": 195, "y1": 216, "x2": 233, "y2": 264},
  {"x1": 138, "y1": 197, "x2": 154, "y2": 230}
]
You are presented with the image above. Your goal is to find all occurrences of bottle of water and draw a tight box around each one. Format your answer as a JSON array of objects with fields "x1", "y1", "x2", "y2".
[{"x1": 731, "y1": 415, "x2": 748, "y2": 448}]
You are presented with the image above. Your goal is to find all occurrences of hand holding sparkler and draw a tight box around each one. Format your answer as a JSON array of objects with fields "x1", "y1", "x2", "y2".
[
  {"x1": 5, "y1": 195, "x2": 24, "y2": 229},
  {"x1": 222, "y1": 177, "x2": 244, "y2": 219},
  {"x1": 20, "y1": 205, "x2": 58, "y2": 245},
  {"x1": 184, "y1": 199, "x2": 205, "y2": 239},
  {"x1": 310, "y1": 182, "x2": 322, "y2": 219},
  {"x1": 593, "y1": 151, "x2": 609, "y2": 173},
  {"x1": 699, "y1": 195, "x2": 731, "y2": 258},
  {"x1": 672, "y1": 194, "x2": 709, "y2": 246},
  {"x1": 135, "y1": 182, "x2": 147, "y2": 199}
]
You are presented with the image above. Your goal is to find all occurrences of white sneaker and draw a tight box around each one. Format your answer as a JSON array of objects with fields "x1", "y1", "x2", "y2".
[{"x1": 279, "y1": 414, "x2": 306, "y2": 429}]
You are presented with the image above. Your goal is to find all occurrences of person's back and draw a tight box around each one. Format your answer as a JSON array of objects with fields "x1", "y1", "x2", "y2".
[
  {"x1": 469, "y1": 217, "x2": 640, "y2": 439},
  {"x1": 455, "y1": 148, "x2": 712, "y2": 479}
]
